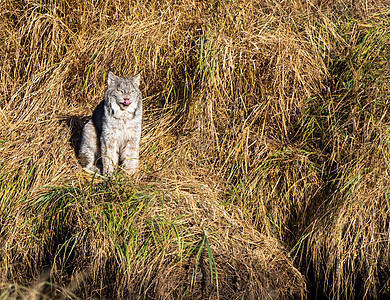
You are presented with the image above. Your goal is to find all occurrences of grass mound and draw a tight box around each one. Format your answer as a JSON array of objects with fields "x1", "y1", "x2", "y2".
[
  {"x1": 1, "y1": 0, "x2": 389, "y2": 299},
  {"x1": 1, "y1": 176, "x2": 306, "y2": 298}
]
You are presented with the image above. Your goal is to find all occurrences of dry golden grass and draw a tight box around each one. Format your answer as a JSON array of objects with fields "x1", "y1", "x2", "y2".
[{"x1": 0, "y1": 0, "x2": 389, "y2": 299}]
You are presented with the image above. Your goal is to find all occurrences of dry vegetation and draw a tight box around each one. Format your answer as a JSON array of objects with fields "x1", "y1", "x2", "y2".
[{"x1": 0, "y1": 0, "x2": 389, "y2": 299}]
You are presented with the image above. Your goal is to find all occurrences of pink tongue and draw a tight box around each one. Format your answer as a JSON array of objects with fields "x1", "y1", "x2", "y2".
[{"x1": 124, "y1": 99, "x2": 131, "y2": 105}]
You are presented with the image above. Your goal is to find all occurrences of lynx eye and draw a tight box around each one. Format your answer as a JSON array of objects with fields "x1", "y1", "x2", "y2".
[{"x1": 118, "y1": 89, "x2": 124, "y2": 94}]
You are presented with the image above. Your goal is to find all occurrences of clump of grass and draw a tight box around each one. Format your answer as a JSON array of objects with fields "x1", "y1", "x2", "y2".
[{"x1": 306, "y1": 166, "x2": 390, "y2": 299}]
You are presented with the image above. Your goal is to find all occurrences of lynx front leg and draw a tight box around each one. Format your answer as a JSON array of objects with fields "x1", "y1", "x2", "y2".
[
  {"x1": 121, "y1": 138, "x2": 140, "y2": 174},
  {"x1": 101, "y1": 137, "x2": 119, "y2": 175}
]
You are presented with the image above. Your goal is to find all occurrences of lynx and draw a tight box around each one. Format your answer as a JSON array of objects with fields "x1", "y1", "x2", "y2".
[{"x1": 78, "y1": 71, "x2": 142, "y2": 175}]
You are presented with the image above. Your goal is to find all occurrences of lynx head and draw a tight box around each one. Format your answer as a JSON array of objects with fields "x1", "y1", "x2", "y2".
[{"x1": 105, "y1": 71, "x2": 142, "y2": 116}]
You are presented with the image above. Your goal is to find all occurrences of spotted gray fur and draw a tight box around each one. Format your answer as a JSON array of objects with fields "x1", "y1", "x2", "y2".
[{"x1": 78, "y1": 71, "x2": 142, "y2": 175}]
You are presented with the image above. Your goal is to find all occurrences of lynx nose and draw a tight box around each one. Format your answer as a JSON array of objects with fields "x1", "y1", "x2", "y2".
[{"x1": 123, "y1": 98, "x2": 131, "y2": 106}]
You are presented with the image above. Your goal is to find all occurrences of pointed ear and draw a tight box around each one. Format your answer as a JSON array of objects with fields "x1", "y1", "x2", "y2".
[
  {"x1": 131, "y1": 72, "x2": 141, "y2": 87},
  {"x1": 107, "y1": 71, "x2": 118, "y2": 87}
]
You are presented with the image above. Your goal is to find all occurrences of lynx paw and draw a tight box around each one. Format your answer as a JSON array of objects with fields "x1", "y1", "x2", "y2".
[
  {"x1": 124, "y1": 168, "x2": 137, "y2": 175},
  {"x1": 83, "y1": 166, "x2": 102, "y2": 176}
]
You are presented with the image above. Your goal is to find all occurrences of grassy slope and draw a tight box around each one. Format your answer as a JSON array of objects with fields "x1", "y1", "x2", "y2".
[{"x1": 0, "y1": 0, "x2": 389, "y2": 299}]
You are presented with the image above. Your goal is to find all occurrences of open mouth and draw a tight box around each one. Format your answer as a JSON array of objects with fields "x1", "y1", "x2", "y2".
[{"x1": 122, "y1": 98, "x2": 131, "y2": 107}]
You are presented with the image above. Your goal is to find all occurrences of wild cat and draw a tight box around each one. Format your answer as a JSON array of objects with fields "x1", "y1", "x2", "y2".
[{"x1": 78, "y1": 71, "x2": 142, "y2": 175}]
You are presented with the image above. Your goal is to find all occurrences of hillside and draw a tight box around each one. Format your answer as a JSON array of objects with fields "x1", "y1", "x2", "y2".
[{"x1": 0, "y1": 0, "x2": 389, "y2": 299}]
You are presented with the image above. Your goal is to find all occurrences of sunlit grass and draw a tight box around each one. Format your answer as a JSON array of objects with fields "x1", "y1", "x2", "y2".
[{"x1": 0, "y1": 0, "x2": 389, "y2": 299}]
